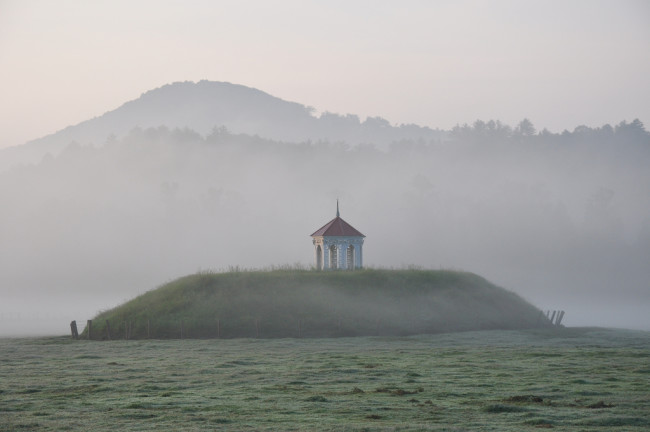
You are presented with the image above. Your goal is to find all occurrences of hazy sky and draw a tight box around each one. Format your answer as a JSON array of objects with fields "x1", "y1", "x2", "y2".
[{"x1": 1, "y1": 0, "x2": 649, "y2": 149}]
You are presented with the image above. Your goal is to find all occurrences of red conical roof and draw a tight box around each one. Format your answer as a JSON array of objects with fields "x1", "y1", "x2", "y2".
[{"x1": 311, "y1": 216, "x2": 365, "y2": 237}]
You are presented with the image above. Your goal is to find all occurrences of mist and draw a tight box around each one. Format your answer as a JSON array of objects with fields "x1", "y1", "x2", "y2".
[{"x1": 1, "y1": 114, "x2": 648, "y2": 336}]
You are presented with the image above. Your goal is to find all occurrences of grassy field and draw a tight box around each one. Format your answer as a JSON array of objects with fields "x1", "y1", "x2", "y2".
[{"x1": 1, "y1": 328, "x2": 649, "y2": 431}]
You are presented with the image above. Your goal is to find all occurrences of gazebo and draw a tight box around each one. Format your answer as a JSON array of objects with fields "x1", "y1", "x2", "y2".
[{"x1": 311, "y1": 202, "x2": 365, "y2": 270}]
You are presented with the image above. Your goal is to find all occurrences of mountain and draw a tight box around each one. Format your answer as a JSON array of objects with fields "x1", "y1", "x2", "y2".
[{"x1": 0, "y1": 80, "x2": 442, "y2": 172}]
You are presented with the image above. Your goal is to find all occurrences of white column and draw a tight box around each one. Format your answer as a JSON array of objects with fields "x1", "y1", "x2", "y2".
[
  {"x1": 357, "y1": 242, "x2": 363, "y2": 268},
  {"x1": 323, "y1": 242, "x2": 330, "y2": 270}
]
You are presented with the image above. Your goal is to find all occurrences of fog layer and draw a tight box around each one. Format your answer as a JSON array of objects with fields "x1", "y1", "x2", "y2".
[{"x1": 1, "y1": 93, "x2": 648, "y2": 335}]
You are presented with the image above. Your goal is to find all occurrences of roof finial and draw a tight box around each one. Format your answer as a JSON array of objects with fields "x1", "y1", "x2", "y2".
[{"x1": 336, "y1": 199, "x2": 340, "y2": 217}]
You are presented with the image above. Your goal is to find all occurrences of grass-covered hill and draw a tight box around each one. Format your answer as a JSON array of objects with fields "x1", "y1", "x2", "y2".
[{"x1": 83, "y1": 269, "x2": 548, "y2": 340}]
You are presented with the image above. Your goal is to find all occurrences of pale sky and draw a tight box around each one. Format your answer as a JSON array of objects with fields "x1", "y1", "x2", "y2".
[{"x1": 1, "y1": 0, "x2": 649, "y2": 148}]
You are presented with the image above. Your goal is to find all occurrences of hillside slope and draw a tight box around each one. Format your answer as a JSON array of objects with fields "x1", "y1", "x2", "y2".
[
  {"x1": 84, "y1": 269, "x2": 547, "y2": 339},
  {"x1": 0, "y1": 80, "x2": 442, "y2": 172}
]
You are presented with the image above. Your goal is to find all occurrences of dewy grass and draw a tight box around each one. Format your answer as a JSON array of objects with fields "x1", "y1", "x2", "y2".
[{"x1": 1, "y1": 328, "x2": 649, "y2": 431}]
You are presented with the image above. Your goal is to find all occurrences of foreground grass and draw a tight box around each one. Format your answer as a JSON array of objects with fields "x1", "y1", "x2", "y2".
[{"x1": 1, "y1": 328, "x2": 649, "y2": 431}]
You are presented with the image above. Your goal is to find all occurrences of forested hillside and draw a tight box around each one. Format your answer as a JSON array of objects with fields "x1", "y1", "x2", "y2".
[{"x1": 0, "y1": 81, "x2": 443, "y2": 171}]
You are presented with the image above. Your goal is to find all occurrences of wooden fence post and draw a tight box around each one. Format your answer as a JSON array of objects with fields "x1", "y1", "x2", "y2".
[
  {"x1": 70, "y1": 320, "x2": 79, "y2": 339},
  {"x1": 106, "y1": 320, "x2": 111, "y2": 340},
  {"x1": 217, "y1": 319, "x2": 220, "y2": 338},
  {"x1": 549, "y1": 310, "x2": 557, "y2": 324},
  {"x1": 87, "y1": 320, "x2": 92, "y2": 340},
  {"x1": 555, "y1": 311, "x2": 564, "y2": 327}
]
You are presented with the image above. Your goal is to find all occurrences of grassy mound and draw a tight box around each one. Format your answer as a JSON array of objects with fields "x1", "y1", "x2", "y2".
[{"x1": 83, "y1": 269, "x2": 546, "y2": 339}]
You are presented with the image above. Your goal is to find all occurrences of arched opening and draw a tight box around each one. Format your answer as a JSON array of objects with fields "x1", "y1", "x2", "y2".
[
  {"x1": 346, "y1": 245, "x2": 355, "y2": 270},
  {"x1": 316, "y1": 245, "x2": 322, "y2": 270},
  {"x1": 329, "y1": 245, "x2": 338, "y2": 269}
]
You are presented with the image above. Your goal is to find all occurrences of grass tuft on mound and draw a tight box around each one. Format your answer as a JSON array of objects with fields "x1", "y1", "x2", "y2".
[{"x1": 83, "y1": 268, "x2": 546, "y2": 339}]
